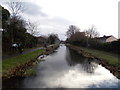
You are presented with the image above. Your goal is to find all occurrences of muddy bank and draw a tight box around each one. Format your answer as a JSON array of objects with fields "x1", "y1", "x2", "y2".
[
  {"x1": 2, "y1": 45, "x2": 59, "y2": 81},
  {"x1": 66, "y1": 44, "x2": 120, "y2": 79}
]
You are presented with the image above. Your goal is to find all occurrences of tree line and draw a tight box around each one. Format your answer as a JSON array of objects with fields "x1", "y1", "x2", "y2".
[
  {"x1": 1, "y1": 2, "x2": 60, "y2": 53},
  {"x1": 66, "y1": 25, "x2": 120, "y2": 54},
  {"x1": 1, "y1": 4, "x2": 36, "y2": 52}
]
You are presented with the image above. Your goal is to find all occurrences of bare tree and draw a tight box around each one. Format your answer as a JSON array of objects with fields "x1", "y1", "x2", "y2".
[
  {"x1": 7, "y1": 2, "x2": 25, "y2": 16},
  {"x1": 84, "y1": 26, "x2": 99, "y2": 38},
  {"x1": 66, "y1": 25, "x2": 80, "y2": 38},
  {"x1": 27, "y1": 20, "x2": 39, "y2": 36},
  {"x1": 69, "y1": 32, "x2": 86, "y2": 42}
]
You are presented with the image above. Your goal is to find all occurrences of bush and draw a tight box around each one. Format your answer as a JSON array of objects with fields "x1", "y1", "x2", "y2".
[{"x1": 68, "y1": 37, "x2": 120, "y2": 54}]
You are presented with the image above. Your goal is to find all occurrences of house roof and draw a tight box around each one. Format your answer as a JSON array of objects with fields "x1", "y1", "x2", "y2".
[
  {"x1": 36, "y1": 36, "x2": 48, "y2": 39},
  {"x1": 95, "y1": 35, "x2": 116, "y2": 40}
]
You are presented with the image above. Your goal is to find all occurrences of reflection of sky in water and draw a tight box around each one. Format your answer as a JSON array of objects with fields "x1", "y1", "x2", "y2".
[{"x1": 23, "y1": 45, "x2": 119, "y2": 88}]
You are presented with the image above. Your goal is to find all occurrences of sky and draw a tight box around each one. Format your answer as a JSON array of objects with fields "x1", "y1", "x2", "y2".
[{"x1": 0, "y1": 0, "x2": 119, "y2": 40}]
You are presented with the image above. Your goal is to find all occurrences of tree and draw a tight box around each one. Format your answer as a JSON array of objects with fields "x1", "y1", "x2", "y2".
[
  {"x1": 3, "y1": 1, "x2": 26, "y2": 44},
  {"x1": 1, "y1": 5, "x2": 11, "y2": 52},
  {"x1": 1, "y1": 3, "x2": 38, "y2": 52},
  {"x1": 1, "y1": 4, "x2": 27, "y2": 51},
  {"x1": 8, "y1": 16, "x2": 27, "y2": 43},
  {"x1": 48, "y1": 34, "x2": 60, "y2": 44},
  {"x1": 84, "y1": 26, "x2": 99, "y2": 38},
  {"x1": 66, "y1": 25, "x2": 80, "y2": 38},
  {"x1": 69, "y1": 32, "x2": 86, "y2": 42},
  {"x1": 7, "y1": 2, "x2": 25, "y2": 17},
  {"x1": 24, "y1": 33, "x2": 37, "y2": 48},
  {"x1": 27, "y1": 20, "x2": 39, "y2": 36},
  {"x1": 0, "y1": 5, "x2": 10, "y2": 29}
]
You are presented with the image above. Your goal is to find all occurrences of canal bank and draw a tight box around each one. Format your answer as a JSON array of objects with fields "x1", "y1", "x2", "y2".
[
  {"x1": 66, "y1": 44, "x2": 120, "y2": 79},
  {"x1": 2, "y1": 44, "x2": 119, "y2": 88},
  {"x1": 2, "y1": 44, "x2": 59, "y2": 80}
]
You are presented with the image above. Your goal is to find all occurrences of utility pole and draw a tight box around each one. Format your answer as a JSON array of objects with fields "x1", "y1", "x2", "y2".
[
  {"x1": 0, "y1": 29, "x2": 2, "y2": 89},
  {"x1": 86, "y1": 35, "x2": 89, "y2": 48},
  {"x1": 0, "y1": 29, "x2": 3, "y2": 52}
]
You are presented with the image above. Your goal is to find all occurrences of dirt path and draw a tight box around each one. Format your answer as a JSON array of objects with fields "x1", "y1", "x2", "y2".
[{"x1": 2, "y1": 47, "x2": 44, "y2": 60}]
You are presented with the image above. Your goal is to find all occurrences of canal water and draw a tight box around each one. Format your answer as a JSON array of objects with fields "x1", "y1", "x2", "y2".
[
  {"x1": 22, "y1": 44, "x2": 119, "y2": 88},
  {"x1": 3, "y1": 44, "x2": 119, "y2": 88}
]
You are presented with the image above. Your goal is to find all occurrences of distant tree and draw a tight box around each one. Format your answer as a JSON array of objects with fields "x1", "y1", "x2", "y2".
[
  {"x1": 66, "y1": 25, "x2": 80, "y2": 38},
  {"x1": 84, "y1": 26, "x2": 99, "y2": 38},
  {"x1": 24, "y1": 33, "x2": 37, "y2": 48},
  {"x1": 48, "y1": 34, "x2": 60, "y2": 44},
  {"x1": 69, "y1": 32, "x2": 86, "y2": 42}
]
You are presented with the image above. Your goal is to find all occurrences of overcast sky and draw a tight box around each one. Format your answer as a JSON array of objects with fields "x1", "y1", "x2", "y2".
[{"x1": 1, "y1": 0, "x2": 119, "y2": 40}]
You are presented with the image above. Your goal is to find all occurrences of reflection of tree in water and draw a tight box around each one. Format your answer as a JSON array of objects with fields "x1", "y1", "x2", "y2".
[
  {"x1": 65, "y1": 47, "x2": 98, "y2": 73},
  {"x1": 81, "y1": 58, "x2": 98, "y2": 73},
  {"x1": 65, "y1": 47, "x2": 84, "y2": 66}
]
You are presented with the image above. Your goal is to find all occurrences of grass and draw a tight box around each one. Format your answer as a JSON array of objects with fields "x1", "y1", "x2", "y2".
[
  {"x1": 3, "y1": 46, "x2": 43, "y2": 57},
  {"x1": 2, "y1": 44, "x2": 59, "y2": 78},
  {"x1": 2, "y1": 49, "x2": 45, "y2": 76},
  {"x1": 23, "y1": 59, "x2": 41, "y2": 77},
  {"x1": 79, "y1": 46, "x2": 120, "y2": 66},
  {"x1": 23, "y1": 68, "x2": 36, "y2": 76}
]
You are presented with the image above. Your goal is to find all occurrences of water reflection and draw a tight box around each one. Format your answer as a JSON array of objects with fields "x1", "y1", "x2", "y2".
[
  {"x1": 65, "y1": 47, "x2": 98, "y2": 73},
  {"x1": 22, "y1": 45, "x2": 119, "y2": 88},
  {"x1": 3, "y1": 45, "x2": 119, "y2": 88},
  {"x1": 81, "y1": 58, "x2": 98, "y2": 73},
  {"x1": 65, "y1": 47, "x2": 84, "y2": 66}
]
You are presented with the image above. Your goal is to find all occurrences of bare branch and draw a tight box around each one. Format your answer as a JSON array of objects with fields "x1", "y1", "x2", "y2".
[
  {"x1": 66, "y1": 25, "x2": 80, "y2": 38},
  {"x1": 7, "y1": 2, "x2": 25, "y2": 16},
  {"x1": 27, "y1": 20, "x2": 39, "y2": 36},
  {"x1": 84, "y1": 26, "x2": 99, "y2": 38}
]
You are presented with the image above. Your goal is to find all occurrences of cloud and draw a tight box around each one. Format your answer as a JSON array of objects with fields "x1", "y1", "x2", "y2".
[
  {"x1": 22, "y1": 11, "x2": 73, "y2": 40},
  {"x1": 35, "y1": 16, "x2": 74, "y2": 40},
  {"x1": 23, "y1": 2, "x2": 47, "y2": 17},
  {"x1": 1, "y1": 0, "x2": 118, "y2": 40}
]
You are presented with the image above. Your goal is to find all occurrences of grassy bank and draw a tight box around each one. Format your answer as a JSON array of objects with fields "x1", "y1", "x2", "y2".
[
  {"x1": 78, "y1": 46, "x2": 119, "y2": 66},
  {"x1": 2, "y1": 49, "x2": 45, "y2": 77},
  {"x1": 2, "y1": 44, "x2": 59, "y2": 79},
  {"x1": 3, "y1": 46, "x2": 40, "y2": 55}
]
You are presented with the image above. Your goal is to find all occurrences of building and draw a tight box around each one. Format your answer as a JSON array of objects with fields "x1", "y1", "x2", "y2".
[
  {"x1": 54, "y1": 37, "x2": 60, "y2": 44},
  {"x1": 95, "y1": 35, "x2": 118, "y2": 43},
  {"x1": 36, "y1": 36, "x2": 48, "y2": 46}
]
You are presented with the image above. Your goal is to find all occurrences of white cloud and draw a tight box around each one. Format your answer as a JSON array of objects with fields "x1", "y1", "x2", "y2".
[
  {"x1": 33, "y1": 0, "x2": 118, "y2": 39},
  {"x1": 1, "y1": 0, "x2": 119, "y2": 40}
]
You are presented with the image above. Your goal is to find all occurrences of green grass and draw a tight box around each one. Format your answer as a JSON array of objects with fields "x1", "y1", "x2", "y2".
[
  {"x1": 3, "y1": 46, "x2": 42, "y2": 56},
  {"x1": 2, "y1": 49, "x2": 45, "y2": 76},
  {"x1": 23, "y1": 60, "x2": 41, "y2": 76},
  {"x1": 23, "y1": 68, "x2": 36, "y2": 76},
  {"x1": 2, "y1": 44, "x2": 59, "y2": 77},
  {"x1": 80, "y1": 46, "x2": 119, "y2": 66}
]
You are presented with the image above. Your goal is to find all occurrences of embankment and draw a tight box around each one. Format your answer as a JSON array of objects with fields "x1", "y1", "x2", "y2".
[
  {"x1": 2, "y1": 45, "x2": 59, "y2": 80},
  {"x1": 66, "y1": 44, "x2": 120, "y2": 79}
]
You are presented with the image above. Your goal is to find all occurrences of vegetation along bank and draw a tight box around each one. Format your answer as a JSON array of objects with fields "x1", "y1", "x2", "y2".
[
  {"x1": 2, "y1": 44, "x2": 59, "y2": 80},
  {"x1": 66, "y1": 44, "x2": 120, "y2": 79}
]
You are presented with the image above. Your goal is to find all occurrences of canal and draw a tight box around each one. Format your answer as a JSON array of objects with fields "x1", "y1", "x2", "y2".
[{"x1": 3, "y1": 44, "x2": 119, "y2": 88}]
